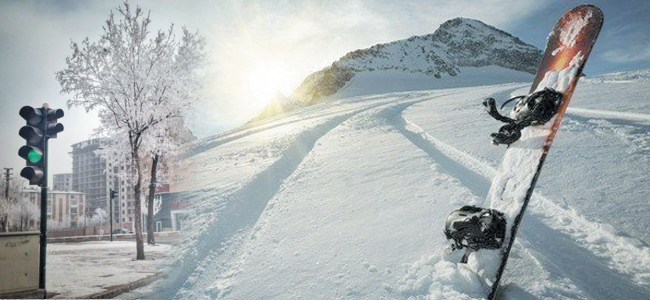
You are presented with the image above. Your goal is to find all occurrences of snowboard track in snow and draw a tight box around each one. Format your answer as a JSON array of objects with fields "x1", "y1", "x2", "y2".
[
  {"x1": 393, "y1": 94, "x2": 650, "y2": 299},
  {"x1": 157, "y1": 114, "x2": 362, "y2": 299},
  {"x1": 153, "y1": 92, "x2": 457, "y2": 299},
  {"x1": 151, "y1": 84, "x2": 649, "y2": 300}
]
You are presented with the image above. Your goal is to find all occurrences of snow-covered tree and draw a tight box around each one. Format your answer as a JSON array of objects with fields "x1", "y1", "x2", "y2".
[
  {"x1": 76, "y1": 214, "x2": 89, "y2": 228},
  {"x1": 0, "y1": 174, "x2": 26, "y2": 232},
  {"x1": 10, "y1": 198, "x2": 39, "y2": 231},
  {"x1": 56, "y1": 2, "x2": 205, "y2": 259},
  {"x1": 48, "y1": 218, "x2": 71, "y2": 230},
  {"x1": 90, "y1": 208, "x2": 109, "y2": 229},
  {"x1": 142, "y1": 116, "x2": 194, "y2": 245}
]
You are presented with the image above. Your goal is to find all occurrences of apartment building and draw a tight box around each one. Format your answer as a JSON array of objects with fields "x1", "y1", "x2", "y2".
[
  {"x1": 23, "y1": 189, "x2": 86, "y2": 227},
  {"x1": 71, "y1": 138, "x2": 120, "y2": 224},
  {"x1": 53, "y1": 173, "x2": 73, "y2": 191}
]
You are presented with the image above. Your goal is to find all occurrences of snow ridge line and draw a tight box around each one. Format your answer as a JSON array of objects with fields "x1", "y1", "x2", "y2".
[
  {"x1": 567, "y1": 107, "x2": 650, "y2": 124},
  {"x1": 400, "y1": 114, "x2": 650, "y2": 287},
  {"x1": 153, "y1": 94, "x2": 453, "y2": 299}
]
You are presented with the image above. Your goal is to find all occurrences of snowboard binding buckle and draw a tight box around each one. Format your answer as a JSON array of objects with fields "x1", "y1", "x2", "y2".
[
  {"x1": 444, "y1": 205, "x2": 506, "y2": 254},
  {"x1": 483, "y1": 88, "x2": 564, "y2": 145}
]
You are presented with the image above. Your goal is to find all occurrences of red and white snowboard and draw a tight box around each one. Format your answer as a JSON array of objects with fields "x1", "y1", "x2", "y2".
[{"x1": 451, "y1": 5, "x2": 604, "y2": 299}]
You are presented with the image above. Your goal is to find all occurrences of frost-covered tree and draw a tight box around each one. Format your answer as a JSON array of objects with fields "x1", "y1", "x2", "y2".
[
  {"x1": 0, "y1": 174, "x2": 25, "y2": 232},
  {"x1": 56, "y1": 2, "x2": 205, "y2": 259},
  {"x1": 141, "y1": 116, "x2": 194, "y2": 245},
  {"x1": 10, "y1": 198, "x2": 39, "y2": 231},
  {"x1": 90, "y1": 208, "x2": 109, "y2": 226},
  {"x1": 48, "y1": 217, "x2": 72, "y2": 230}
]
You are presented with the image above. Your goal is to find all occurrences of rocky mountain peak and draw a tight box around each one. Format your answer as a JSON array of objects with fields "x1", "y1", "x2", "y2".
[{"x1": 251, "y1": 18, "x2": 541, "y2": 122}]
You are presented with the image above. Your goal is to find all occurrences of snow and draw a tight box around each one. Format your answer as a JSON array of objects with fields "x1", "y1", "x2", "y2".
[
  {"x1": 136, "y1": 66, "x2": 650, "y2": 300},
  {"x1": 47, "y1": 241, "x2": 172, "y2": 299},
  {"x1": 535, "y1": 52, "x2": 584, "y2": 94},
  {"x1": 337, "y1": 67, "x2": 533, "y2": 99}
]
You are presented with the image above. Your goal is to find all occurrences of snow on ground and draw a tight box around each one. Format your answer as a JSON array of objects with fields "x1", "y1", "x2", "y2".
[
  {"x1": 336, "y1": 67, "x2": 533, "y2": 100},
  {"x1": 145, "y1": 69, "x2": 650, "y2": 300},
  {"x1": 47, "y1": 241, "x2": 171, "y2": 299}
]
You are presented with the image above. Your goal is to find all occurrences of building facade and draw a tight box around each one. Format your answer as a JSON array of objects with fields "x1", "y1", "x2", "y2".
[
  {"x1": 70, "y1": 138, "x2": 129, "y2": 227},
  {"x1": 70, "y1": 137, "x2": 189, "y2": 232},
  {"x1": 52, "y1": 173, "x2": 73, "y2": 191},
  {"x1": 152, "y1": 190, "x2": 190, "y2": 232},
  {"x1": 71, "y1": 138, "x2": 110, "y2": 213},
  {"x1": 70, "y1": 138, "x2": 141, "y2": 230},
  {"x1": 23, "y1": 189, "x2": 86, "y2": 227}
]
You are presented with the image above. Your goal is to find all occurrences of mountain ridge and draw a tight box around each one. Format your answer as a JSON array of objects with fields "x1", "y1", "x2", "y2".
[{"x1": 252, "y1": 17, "x2": 542, "y2": 122}]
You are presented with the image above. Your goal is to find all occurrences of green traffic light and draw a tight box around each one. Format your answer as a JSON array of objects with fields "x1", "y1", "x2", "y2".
[{"x1": 27, "y1": 149, "x2": 42, "y2": 163}]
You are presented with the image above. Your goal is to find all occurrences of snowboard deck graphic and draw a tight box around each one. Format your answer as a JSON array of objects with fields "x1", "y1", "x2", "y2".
[{"x1": 460, "y1": 5, "x2": 603, "y2": 300}]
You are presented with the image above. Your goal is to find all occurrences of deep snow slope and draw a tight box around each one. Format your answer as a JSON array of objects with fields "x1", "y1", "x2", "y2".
[{"x1": 147, "y1": 70, "x2": 650, "y2": 300}]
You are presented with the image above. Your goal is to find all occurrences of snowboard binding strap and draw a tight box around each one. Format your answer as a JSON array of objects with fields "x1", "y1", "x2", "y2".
[
  {"x1": 444, "y1": 205, "x2": 507, "y2": 253},
  {"x1": 483, "y1": 88, "x2": 564, "y2": 145}
]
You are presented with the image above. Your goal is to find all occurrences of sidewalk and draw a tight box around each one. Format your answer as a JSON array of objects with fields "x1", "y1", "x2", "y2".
[{"x1": 47, "y1": 241, "x2": 172, "y2": 299}]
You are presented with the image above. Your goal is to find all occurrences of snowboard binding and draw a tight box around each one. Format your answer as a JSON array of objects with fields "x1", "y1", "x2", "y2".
[
  {"x1": 444, "y1": 205, "x2": 506, "y2": 262},
  {"x1": 483, "y1": 88, "x2": 564, "y2": 145}
]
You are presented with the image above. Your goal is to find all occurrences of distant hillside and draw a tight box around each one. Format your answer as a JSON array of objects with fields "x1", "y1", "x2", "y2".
[
  {"x1": 252, "y1": 18, "x2": 542, "y2": 123},
  {"x1": 585, "y1": 68, "x2": 650, "y2": 82}
]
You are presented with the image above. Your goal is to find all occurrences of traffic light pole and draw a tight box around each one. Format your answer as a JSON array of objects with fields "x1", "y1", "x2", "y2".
[
  {"x1": 18, "y1": 103, "x2": 64, "y2": 299},
  {"x1": 3, "y1": 168, "x2": 12, "y2": 199},
  {"x1": 38, "y1": 121, "x2": 48, "y2": 298},
  {"x1": 110, "y1": 189, "x2": 114, "y2": 242}
]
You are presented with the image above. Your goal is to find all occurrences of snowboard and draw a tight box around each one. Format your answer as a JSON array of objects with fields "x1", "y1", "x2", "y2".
[{"x1": 446, "y1": 5, "x2": 604, "y2": 300}]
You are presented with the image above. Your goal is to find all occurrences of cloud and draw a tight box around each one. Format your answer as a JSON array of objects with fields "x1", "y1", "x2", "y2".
[{"x1": 602, "y1": 42, "x2": 650, "y2": 63}]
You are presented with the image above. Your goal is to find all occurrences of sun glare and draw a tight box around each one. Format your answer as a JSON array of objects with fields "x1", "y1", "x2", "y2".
[{"x1": 247, "y1": 61, "x2": 291, "y2": 110}]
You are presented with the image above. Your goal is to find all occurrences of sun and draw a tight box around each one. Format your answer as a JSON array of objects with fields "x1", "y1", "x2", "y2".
[{"x1": 247, "y1": 61, "x2": 291, "y2": 110}]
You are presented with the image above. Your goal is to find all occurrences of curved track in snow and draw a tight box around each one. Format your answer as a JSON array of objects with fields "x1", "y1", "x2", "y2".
[
  {"x1": 152, "y1": 92, "x2": 457, "y2": 299},
  {"x1": 136, "y1": 82, "x2": 649, "y2": 300},
  {"x1": 154, "y1": 110, "x2": 367, "y2": 298},
  {"x1": 396, "y1": 96, "x2": 650, "y2": 299}
]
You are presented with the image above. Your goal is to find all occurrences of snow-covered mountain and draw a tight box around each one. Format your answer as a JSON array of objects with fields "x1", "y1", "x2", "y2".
[
  {"x1": 252, "y1": 18, "x2": 541, "y2": 122},
  {"x1": 127, "y1": 69, "x2": 650, "y2": 300}
]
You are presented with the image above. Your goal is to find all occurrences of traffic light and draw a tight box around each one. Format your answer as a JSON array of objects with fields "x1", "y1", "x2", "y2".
[
  {"x1": 18, "y1": 104, "x2": 64, "y2": 186},
  {"x1": 110, "y1": 189, "x2": 117, "y2": 199},
  {"x1": 18, "y1": 106, "x2": 45, "y2": 185},
  {"x1": 46, "y1": 108, "x2": 64, "y2": 138}
]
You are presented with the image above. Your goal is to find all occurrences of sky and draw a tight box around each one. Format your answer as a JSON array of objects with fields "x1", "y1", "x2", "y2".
[{"x1": 1, "y1": 0, "x2": 649, "y2": 184}]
